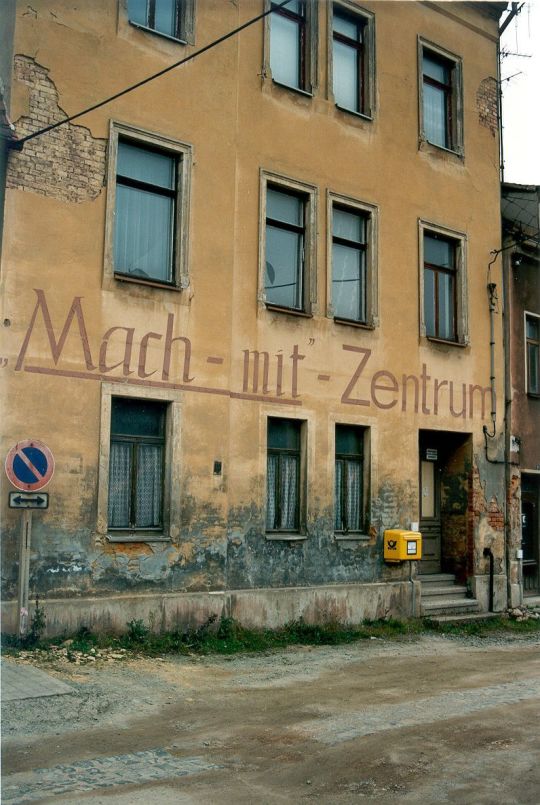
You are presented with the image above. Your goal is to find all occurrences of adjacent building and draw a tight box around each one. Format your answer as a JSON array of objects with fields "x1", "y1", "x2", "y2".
[{"x1": 1, "y1": 1, "x2": 509, "y2": 634}]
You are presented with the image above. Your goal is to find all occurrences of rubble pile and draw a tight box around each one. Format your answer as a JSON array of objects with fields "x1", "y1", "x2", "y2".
[{"x1": 507, "y1": 605, "x2": 540, "y2": 622}]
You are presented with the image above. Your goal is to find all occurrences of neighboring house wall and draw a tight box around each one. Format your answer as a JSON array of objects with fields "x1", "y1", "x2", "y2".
[{"x1": 1, "y1": 1, "x2": 506, "y2": 633}]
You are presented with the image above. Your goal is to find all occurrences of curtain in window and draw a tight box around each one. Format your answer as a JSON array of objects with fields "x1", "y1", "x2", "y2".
[
  {"x1": 346, "y1": 460, "x2": 362, "y2": 531},
  {"x1": 266, "y1": 454, "x2": 278, "y2": 530},
  {"x1": 438, "y1": 272, "x2": 454, "y2": 340},
  {"x1": 270, "y1": 13, "x2": 301, "y2": 88},
  {"x1": 280, "y1": 455, "x2": 298, "y2": 530},
  {"x1": 332, "y1": 243, "x2": 365, "y2": 320},
  {"x1": 333, "y1": 40, "x2": 358, "y2": 110},
  {"x1": 108, "y1": 442, "x2": 132, "y2": 528},
  {"x1": 114, "y1": 185, "x2": 173, "y2": 282},
  {"x1": 136, "y1": 444, "x2": 163, "y2": 527},
  {"x1": 423, "y1": 84, "x2": 446, "y2": 147}
]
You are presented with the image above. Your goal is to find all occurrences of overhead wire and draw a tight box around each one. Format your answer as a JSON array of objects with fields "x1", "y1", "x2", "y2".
[{"x1": 10, "y1": 0, "x2": 293, "y2": 150}]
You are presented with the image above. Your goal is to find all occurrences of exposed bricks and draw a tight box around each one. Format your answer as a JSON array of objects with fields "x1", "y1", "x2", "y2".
[
  {"x1": 476, "y1": 77, "x2": 498, "y2": 136},
  {"x1": 6, "y1": 55, "x2": 106, "y2": 203}
]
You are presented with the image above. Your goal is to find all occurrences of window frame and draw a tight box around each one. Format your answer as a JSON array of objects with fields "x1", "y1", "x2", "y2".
[
  {"x1": 331, "y1": 420, "x2": 371, "y2": 541},
  {"x1": 329, "y1": 1, "x2": 375, "y2": 120},
  {"x1": 265, "y1": 416, "x2": 307, "y2": 538},
  {"x1": 327, "y1": 191, "x2": 378, "y2": 328},
  {"x1": 525, "y1": 311, "x2": 540, "y2": 397},
  {"x1": 104, "y1": 121, "x2": 192, "y2": 292},
  {"x1": 259, "y1": 170, "x2": 318, "y2": 316},
  {"x1": 264, "y1": 0, "x2": 318, "y2": 96},
  {"x1": 126, "y1": 0, "x2": 195, "y2": 45},
  {"x1": 419, "y1": 220, "x2": 468, "y2": 346},
  {"x1": 418, "y1": 38, "x2": 463, "y2": 156},
  {"x1": 97, "y1": 383, "x2": 182, "y2": 543}
]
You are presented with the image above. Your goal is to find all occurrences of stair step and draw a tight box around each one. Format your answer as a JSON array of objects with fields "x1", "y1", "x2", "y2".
[
  {"x1": 422, "y1": 597, "x2": 480, "y2": 616},
  {"x1": 421, "y1": 585, "x2": 468, "y2": 598},
  {"x1": 419, "y1": 574, "x2": 457, "y2": 585},
  {"x1": 426, "y1": 612, "x2": 501, "y2": 624}
]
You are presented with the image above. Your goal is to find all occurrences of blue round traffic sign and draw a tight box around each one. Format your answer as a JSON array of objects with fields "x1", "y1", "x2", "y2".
[{"x1": 5, "y1": 440, "x2": 55, "y2": 492}]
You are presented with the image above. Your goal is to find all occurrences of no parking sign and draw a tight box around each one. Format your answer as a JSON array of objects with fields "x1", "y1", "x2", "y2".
[{"x1": 5, "y1": 440, "x2": 55, "y2": 492}]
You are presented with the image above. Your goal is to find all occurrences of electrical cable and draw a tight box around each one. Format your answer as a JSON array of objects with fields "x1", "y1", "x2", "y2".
[{"x1": 9, "y1": 0, "x2": 293, "y2": 150}]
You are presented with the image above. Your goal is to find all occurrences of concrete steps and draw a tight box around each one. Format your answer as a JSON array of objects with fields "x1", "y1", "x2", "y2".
[
  {"x1": 427, "y1": 612, "x2": 501, "y2": 625},
  {"x1": 420, "y1": 572, "x2": 480, "y2": 617}
]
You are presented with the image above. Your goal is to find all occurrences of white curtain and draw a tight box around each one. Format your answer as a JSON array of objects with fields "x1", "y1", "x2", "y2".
[
  {"x1": 267, "y1": 454, "x2": 298, "y2": 530},
  {"x1": 108, "y1": 442, "x2": 132, "y2": 527},
  {"x1": 136, "y1": 444, "x2": 163, "y2": 528}
]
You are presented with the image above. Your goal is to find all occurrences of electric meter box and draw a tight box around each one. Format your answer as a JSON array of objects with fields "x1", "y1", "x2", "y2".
[{"x1": 384, "y1": 529, "x2": 422, "y2": 562}]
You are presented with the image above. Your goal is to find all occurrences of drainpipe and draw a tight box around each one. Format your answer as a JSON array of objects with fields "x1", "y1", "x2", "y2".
[{"x1": 483, "y1": 547, "x2": 495, "y2": 612}]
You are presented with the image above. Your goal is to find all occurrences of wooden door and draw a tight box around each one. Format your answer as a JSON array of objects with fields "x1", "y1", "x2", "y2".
[{"x1": 419, "y1": 459, "x2": 441, "y2": 574}]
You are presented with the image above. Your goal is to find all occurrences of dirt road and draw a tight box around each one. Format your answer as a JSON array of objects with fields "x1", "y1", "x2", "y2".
[{"x1": 2, "y1": 632, "x2": 540, "y2": 804}]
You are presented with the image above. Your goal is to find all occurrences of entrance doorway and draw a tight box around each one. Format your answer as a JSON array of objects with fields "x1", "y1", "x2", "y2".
[
  {"x1": 418, "y1": 431, "x2": 472, "y2": 579},
  {"x1": 522, "y1": 474, "x2": 540, "y2": 595}
]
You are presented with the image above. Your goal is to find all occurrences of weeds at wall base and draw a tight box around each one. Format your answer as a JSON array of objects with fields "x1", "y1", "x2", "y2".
[{"x1": 2, "y1": 613, "x2": 539, "y2": 660}]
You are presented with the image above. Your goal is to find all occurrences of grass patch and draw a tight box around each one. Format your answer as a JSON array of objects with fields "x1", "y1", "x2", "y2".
[{"x1": 2, "y1": 613, "x2": 539, "y2": 660}]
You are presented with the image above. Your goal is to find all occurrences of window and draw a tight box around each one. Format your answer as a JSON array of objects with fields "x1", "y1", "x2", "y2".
[
  {"x1": 420, "y1": 41, "x2": 463, "y2": 153},
  {"x1": 260, "y1": 172, "x2": 317, "y2": 314},
  {"x1": 108, "y1": 398, "x2": 166, "y2": 531},
  {"x1": 267, "y1": 0, "x2": 317, "y2": 93},
  {"x1": 266, "y1": 418, "x2": 302, "y2": 532},
  {"x1": 127, "y1": 0, "x2": 194, "y2": 43},
  {"x1": 420, "y1": 223, "x2": 467, "y2": 345},
  {"x1": 331, "y1": 4, "x2": 374, "y2": 117},
  {"x1": 328, "y1": 193, "x2": 378, "y2": 326},
  {"x1": 105, "y1": 122, "x2": 192, "y2": 290},
  {"x1": 526, "y1": 314, "x2": 540, "y2": 395},
  {"x1": 335, "y1": 425, "x2": 364, "y2": 534}
]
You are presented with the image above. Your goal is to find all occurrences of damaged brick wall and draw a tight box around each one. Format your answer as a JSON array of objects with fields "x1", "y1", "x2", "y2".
[
  {"x1": 6, "y1": 55, "x2": 106, "y2": 202},
  {"x1": 476, "y1": 77, "x2": 499, "y2": 137},
  {"x1": 469, "y1": 463, "x2": 505, "y2": 576}
]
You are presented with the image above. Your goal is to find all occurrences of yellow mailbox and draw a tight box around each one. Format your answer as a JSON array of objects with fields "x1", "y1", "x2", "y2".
[{"x1": 384, "y1": 529, "x2": 422, "y2": 562}]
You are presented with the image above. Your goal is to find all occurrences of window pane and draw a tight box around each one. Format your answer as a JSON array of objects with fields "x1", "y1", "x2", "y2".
[
  {"x1": 268, "y1": 418, "x2": 300, "y2": 450},
  {"x1": 346, "y1": 459, "x2": 362, "y2": 530},
  {"x1": 114, "y1": 185, "x2": 173, "y2": 281},
  {"x1": 265, "y1": 225, "x2": 303, "y2": 308},
  {"x1": 108, "y1": 441, "x2": 132, "y2": 528},
  {"x1": 336, "y1": 424, "x2": 363, "y2": 456},
  {"x1": 334, "y1": 459, "x2": 343, "y2": 530},
  {"x1": 528, "y1": 342, "x2": 539, "y2": 394},
  {"x1": 333, "y1": 208, "x2": 365, "y2": 243},
  {"x1": 267, "y1": 188, "x2": 302, "y2": 226},
  {"x1": 279, "y1": 454, "x2": 299, "y2": 530},
  {"x1": 425, "y1": 235, "x2": 452, "y2": 268},
  {"x1": 333, "y1": 39, "x2": 358, "y2": 110},
  {"x1": 266, "y1": 453, "x2": 278, "y2": 529},
  {"x1": 333, "y1": 12, "x2": 360, "y2": 41},
  {"x1": 135, "y1": 444, "x2": 163, "y2": 527},
  {"x1": 526, "y1": 317, "x2": 539, "y2": 340},
  {"x1": 118, "y1": 142, "x2": 175, "y2": 190},
  {"x1": 423, "y1": 83, "x2": 447, "y2": 147},
  {"x1": 438, "y1": 272, "x2": 455, "y2": 340},
  {"x1": 155, "y1": 0, "x2": 176, "y2": 37},
  {"x1": 270, "y1": 13, "x2": 301, "y2": 88},
  {"x1": 332, "y1": 243, "x2": 365, "y2": 321},
  {"x1": 424, "y1": 267, "x2": 436, "y2": 337},
  {"x1": 111, "y1": 398, "x2": 165, "y2": 438},
  {"x1": 423, "y1": 54, "x2": 449, "y2": 84},
  {"x1": 128, "y1": 0, "x2": 147, "y2": 26}
]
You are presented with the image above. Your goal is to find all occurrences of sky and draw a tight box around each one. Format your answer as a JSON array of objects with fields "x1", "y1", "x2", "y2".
[{"x1": 500, "y1": 1, "x2": 540, "y2": 184}]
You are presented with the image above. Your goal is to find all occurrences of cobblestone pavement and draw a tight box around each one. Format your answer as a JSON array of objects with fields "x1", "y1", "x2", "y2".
[{"x1": 2, "y1": 634, "x2": 540, "y2": 804}]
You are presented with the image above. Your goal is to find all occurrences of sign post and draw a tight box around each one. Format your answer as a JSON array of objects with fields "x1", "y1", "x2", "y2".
[{"x1": 5, "y1": 440, "x2": 54, "y2": 637}]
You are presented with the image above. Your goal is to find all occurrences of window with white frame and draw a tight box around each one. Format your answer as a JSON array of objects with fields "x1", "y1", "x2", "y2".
[
  {"x1": 420, "y1": 222, "x2": 467, "y2": 345},
  {"x1": 419, "y1": 40, "x2": 463, "y2": 153},
  {"x1": 105, "y1": 123, "x2": 192, "y2": 290},
  {"x1": 526, "y1": 313, "x2": 540, "y2": 395},
  {"x1": 266, "y1": 417, "x2": 303, "y2": 533},
  {"x1": 331, "y1": 3, "x2": 374, "y2": 117},
  {"x1": 334, "y1": 424, "x2": 366, "y2": 534},
  {"x1": 260, "y1": 172, "x2": 317, "y2": 314},
  {"x1": 127, "y1": 0, "x2": 194, "y2": 43},
  {"x1": 329, "y1": 193, "x2": 378, "y2": 326},
  {"x1": 267, "y1": 0, "x2": 317, "y2": 93}
]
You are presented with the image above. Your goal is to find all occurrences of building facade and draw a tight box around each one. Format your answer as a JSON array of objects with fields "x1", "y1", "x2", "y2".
[{"x1": 1, "y1": 0, "x2": 508, "y2": 634}]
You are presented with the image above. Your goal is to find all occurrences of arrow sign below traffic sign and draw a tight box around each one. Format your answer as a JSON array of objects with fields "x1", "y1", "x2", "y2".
[
  {"x1": 9, "y1": 492, "x2": 49, "y2": 509},
  {"x1": 5, "y1": 440, "x2": 55, "y2": 492}
]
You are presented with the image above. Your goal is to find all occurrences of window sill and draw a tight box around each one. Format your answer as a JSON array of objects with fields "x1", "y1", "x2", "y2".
[
  {"x1": 107, "y1": 533, "x2": 171, "y2": 543},
  {"x1": 526, "y1": 392, "x2": 540, "y2": 399},
  {"x1": 335, "y1": 103, "x2": 373, "y2": 122},
  {"x1": 334, "y1": 533, "x2": 371, "y2": 542},
  {"x1": 420, "y1": 137, "x2": 464, "y2": 160},
  {"x1": 426, "y1": 335, "x2": 468, "y2": 348},
  {"x1": 114, "y1": 273, "x2": 182, "y2": 292},
  {"x1": 265, "y1": 533, "x2": 307, "y2": 541},
  {"x1": 271, "y1": 79, "x2": 313, "y2": 98},
  {"x1": 265, "y1": 304, "x2": 313, "y2": 319},
  {"x1": 129, "y1": 20, "x2": 188, "y2": 45},
  {"x1": 334, "y1": 317, "x2": 375, "y2": 331}
]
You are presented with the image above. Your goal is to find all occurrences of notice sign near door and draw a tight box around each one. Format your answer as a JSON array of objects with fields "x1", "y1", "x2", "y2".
[{"x1": 425, "y1": 448, "x2": 438, "y2": 461}]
